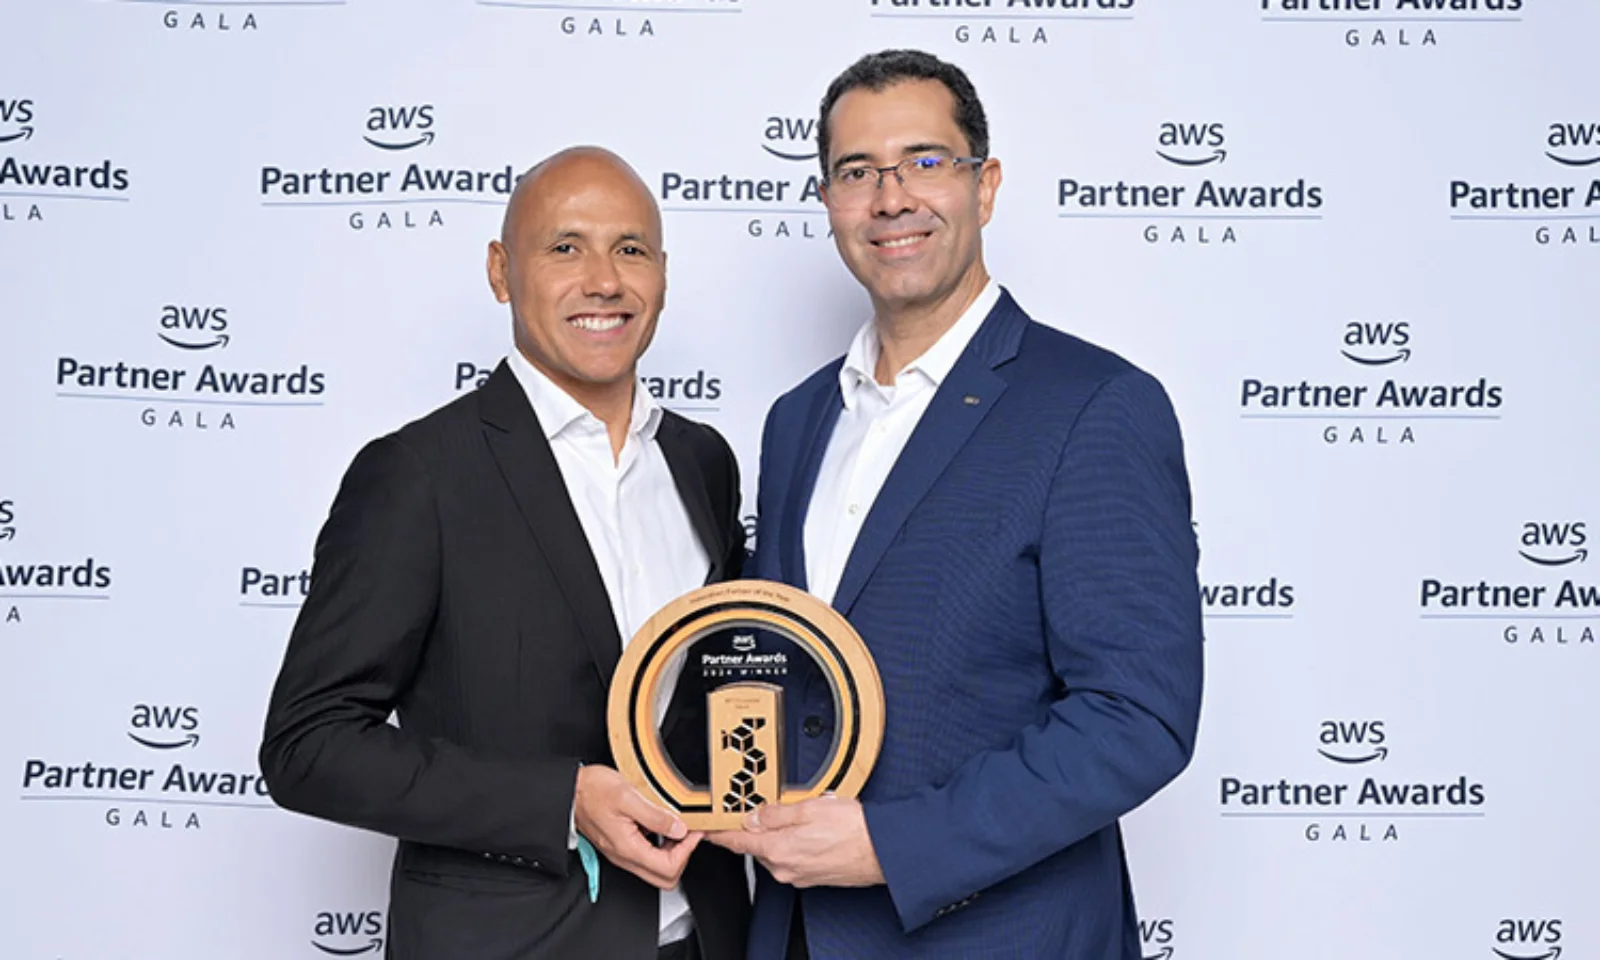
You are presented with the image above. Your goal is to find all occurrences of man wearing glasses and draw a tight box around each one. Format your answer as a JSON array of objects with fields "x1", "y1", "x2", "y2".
[{"x1": 710, "y1": 50, "x2": 1205, "y2": 959}]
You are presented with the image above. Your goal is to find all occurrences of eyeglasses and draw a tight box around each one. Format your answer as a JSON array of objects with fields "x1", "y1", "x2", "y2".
[{"x1": 825, "y1": 153, "x2": 986, "y2": 205}]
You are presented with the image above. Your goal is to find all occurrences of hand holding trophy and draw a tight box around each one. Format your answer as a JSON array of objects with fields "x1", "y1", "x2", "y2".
[{"x1": 606, "y1": 579, "x2": 884, "y2": 830}]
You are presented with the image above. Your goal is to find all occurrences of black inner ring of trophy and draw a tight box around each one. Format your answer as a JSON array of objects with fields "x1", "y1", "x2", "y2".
[{"x1": 626, "y1": 600, "x2": 860, "y2": 813}]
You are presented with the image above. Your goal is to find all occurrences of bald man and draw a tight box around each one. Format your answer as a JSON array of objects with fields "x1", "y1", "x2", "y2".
[{"x1": 261, "y1": 148, "x2": 751, "y2": 960}]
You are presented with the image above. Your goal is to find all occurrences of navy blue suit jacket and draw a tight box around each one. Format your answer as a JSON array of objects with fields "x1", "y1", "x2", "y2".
[{"x1": 746, "y1": 290, "x2": 1204, "y2": 959}]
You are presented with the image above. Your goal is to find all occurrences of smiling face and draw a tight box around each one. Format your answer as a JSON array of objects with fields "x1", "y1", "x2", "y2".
[
  {"x1": 821, "y1": 79, "x2": 1000, "y2": 318},
  {"x1": 487, "y1": 150, "x2": 665, "y2": 410}
]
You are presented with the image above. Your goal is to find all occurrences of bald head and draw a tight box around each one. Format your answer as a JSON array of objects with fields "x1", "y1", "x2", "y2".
[
  {"x1": 500, "y1": 146, "x2": 661, "y2": 249},
  {"x1": 485, "y1": 144, "x2": 668, "y2": 427}
]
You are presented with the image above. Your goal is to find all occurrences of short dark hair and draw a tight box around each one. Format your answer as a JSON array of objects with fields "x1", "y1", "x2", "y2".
[{"x1": 816, "y1": 49, "x2": 990, "y2": 178}]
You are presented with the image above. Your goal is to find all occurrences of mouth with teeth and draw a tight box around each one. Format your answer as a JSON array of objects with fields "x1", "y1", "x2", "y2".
[
  {"x1": 567, "y1": 312, "x2": 631, "y2": 334},
  {"x1": 869, "y1": 230, "x2": 933, "y2": 256}
]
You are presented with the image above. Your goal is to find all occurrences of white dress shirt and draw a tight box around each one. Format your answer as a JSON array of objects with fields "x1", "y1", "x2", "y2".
[
  {"x1": 507, "y1": 349, "x2": 705, "y2": 946},
  {"x1": 804, "y1": 281, "x2": 1000, "y2": 604}
]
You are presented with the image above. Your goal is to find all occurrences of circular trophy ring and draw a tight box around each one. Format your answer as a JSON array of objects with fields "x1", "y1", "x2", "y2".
[{"x1": 606, "y1": 579, "x2": 885, "y2": 829}]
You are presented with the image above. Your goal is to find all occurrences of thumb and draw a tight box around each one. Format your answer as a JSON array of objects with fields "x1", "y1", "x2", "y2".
[{"x1": 747, "y1": 800, "x2": 801, "y2": 831}]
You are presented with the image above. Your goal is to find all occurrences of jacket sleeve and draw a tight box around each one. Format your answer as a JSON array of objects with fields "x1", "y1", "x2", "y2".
[
  {"x1": 258, "y1": 434, "x2": 579, "y2": 877},
  {"x1": 862, "y1": 369, "x2": 1205, "y2": 931}
]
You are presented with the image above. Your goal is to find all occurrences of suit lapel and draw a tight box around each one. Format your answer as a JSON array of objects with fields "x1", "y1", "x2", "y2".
[
  {"x1": 657, "y1": 413, "x2": 724, "y2": 585},
  {"x1": 780, "y1": 371, "x2": 846, "y2": 593},
  {"x1": 829, "y1": 292, "x2": 1028, "y2": 617},
  {"x1": 478, "y1": 361, "x2": 623, "y2": 684}
]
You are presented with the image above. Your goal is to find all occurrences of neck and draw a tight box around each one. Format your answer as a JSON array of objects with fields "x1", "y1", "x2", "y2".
[
  {"x1": 518, "y1": 347, "x2": 636, "y2": 461},
  {"x1": 871, "y1": 264, "x2": 990, "y2": 385}
]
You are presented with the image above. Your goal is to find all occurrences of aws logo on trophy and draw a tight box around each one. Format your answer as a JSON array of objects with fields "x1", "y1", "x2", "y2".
[
  {"x1": 312, "y1": 910, "x2": 384, "y2": 956},
  {"x1": 1340, "y1": 320, "x2": 1410, "y2": 366},
  {"x1": 1317, "y1": 720, "x2": 1386, "y2": 765},
  {"x1": 158, "y1": 304, "x2": 230, "y2": 351},
  {"x1": 1545, "y1": 122, "x2": 1600, "y2": 167},
  {"x1": 0, "y1": 96, "x2": 33, "y2": 143},
  {"x1": 363, "y1": 105, "x2": 434, "y2": 152},
  {"x1": 1493, "y1": 918, "x2": 1564, "y2": 960},
  {"x1": 1156, "y1": 122, "x2": 1225, "y2": 167},
  {"x1": 128, "y1": 704, "x2": 200, "y2": 751},
  {"x1": 763, "y1": 115, "x2": 818, "y2": 162}
]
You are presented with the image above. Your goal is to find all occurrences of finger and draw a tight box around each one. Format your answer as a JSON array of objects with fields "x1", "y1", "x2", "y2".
[
  {"x1": 619, "y1": 789, "x2": 688, "y2": 841},
  {"x1": 614, "y1": 831, "x2": 690, "y2": 888},
  {"x1": 705, "y1": 830, "x2": 762, "y2": 856}
]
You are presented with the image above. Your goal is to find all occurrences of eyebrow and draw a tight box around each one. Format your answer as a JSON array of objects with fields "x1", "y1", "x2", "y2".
[
  {"x1": 546, "y1": 229, "x2": 654, "y2": 246},
  {"x1": 831, "y1": 142, "x2": 957, "y2": 173}
]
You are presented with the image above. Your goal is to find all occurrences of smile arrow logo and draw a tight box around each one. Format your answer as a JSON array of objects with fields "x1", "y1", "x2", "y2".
[
  {"x1": 1340, "y1": 348, "x2": 1410, "y2": 366},
  {"x1": 128, "y1": 732, "x2": 200, "y2": 750},
  {"x1": 313, "y1": 939, "x2": 384, "y2": 956},
  {"x1": 1518, "y1": 549, "x2": 1587, "y2": 567},
  {"x1": 1494, "y1": 948, "x2": 1562, "y2": 960},
  {"x1": 158, "y1": 333, "x2": 230, "y2": 351},
  {"x1": 1545, "y1": 151, "x2": 1600, "y2": 167},
  {"x1": 363, "y1": 131, "x2": 435, "y2": 151},
  {"x1": 1156, "y1": 148, "x2": 1226, "y2": 167},
  {"x1": 1317, "y1": 747, "x2": 1388, "y2": 764},
  {"x1": 0, "y1": 126, "x2": 34, "y2": 143}
]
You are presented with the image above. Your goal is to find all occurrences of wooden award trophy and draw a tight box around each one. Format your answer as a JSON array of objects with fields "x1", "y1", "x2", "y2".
[{"x1": 606, "y1": 580, "x2": 885, "y2": 829}]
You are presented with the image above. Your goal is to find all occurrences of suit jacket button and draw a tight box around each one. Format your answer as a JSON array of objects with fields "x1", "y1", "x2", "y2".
[{"x1": 802, "y1": 715, "x2": 825, "y2": 738}]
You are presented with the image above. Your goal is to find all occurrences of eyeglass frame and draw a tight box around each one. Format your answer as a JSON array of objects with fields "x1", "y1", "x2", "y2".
[{"x1": 822, "y1": 153, "x2": 989, "y2": 199}]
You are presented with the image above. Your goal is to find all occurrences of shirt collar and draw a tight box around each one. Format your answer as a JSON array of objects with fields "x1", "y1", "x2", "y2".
[
  {"x1": 505, "y1": 349, "x2": 662, "y2": 443},
  {"x1": 838, "y1": 279, "x2": 1001, "y2": 408}
]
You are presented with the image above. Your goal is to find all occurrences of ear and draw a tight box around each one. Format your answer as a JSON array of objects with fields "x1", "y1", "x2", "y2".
[
  {"x1": 486, "y1": 240, "x2": 511, "y2": 304},
  {"x1": 976, "y1": 158, "x2": 1002, "y2": 229}
]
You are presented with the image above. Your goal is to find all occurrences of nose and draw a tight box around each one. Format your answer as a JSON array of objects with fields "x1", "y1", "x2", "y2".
[
  {"x1": 582, "y1": 250, "x2": 622, "y2": 298},
  {"x1": 871, "y1": 168, "x2": 918, "y2": 219}
]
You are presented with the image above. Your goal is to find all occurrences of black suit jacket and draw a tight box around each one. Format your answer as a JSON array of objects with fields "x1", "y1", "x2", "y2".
[{"x1": 260, "y1": 362, "x2": 751, "y2": 960}]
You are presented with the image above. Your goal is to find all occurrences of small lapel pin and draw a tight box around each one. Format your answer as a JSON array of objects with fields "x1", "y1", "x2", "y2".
[{"x1": 963, "y1": 395, "x2": 981, "y2": 406}]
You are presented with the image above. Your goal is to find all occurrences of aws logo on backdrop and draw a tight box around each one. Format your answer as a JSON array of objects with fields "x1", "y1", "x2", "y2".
[
  {"x1": 1140, "y1": 918, "x2": 1175, "y2": 959},
  {"x1": 1340, "y1": 320, "x2": 1409, "y2": 366},
  {"x1": 1520, "y1": 521, "x2": 1586, "y2": 567},
  {"x1": 0, "y1": 497, "x2": 14, "y2": 542},
  {"x1": 1422, "y1": 521, "x2": 1597, "y2": 648},
  {"x1": 1241, "y1": 320, "x2": 1506, "y2": 448},
  {"x1": 54, "y1": 302, "x2": 329, "y2": 433},
  {"x1": 261, "y1": 103, "x2": 514, "y2": 233},
  {"x1": 1493, "y1": 918, "x2": 1564, "y2": 960},
  {"x1": 1546, "y1": 121, "x2": 1600, "y2": 167},
  {"x1": 0, "y1": 96, "x2": 33, "y2": 143},
  {"x1": 1155, "y1": 122, "x2": 1225, "y2": 167},
  {"x1": 1059, "y1": 120, "x2": 1324, "y2": 246},
  {"x1": 313, "y1": 910, "x2": 385, "y2": 956},
  {"x1": 1220, "y1": 719, "x2": 1486, "y2": 844},
  {"x1": 363, "y1": 104, "x2": 435, "y2": 151},
  {"x1": 1, "y1": 97, "x2": 132, "y2": 225},
  {"x1": 128, "y1": 704, "x2": 201, "y2": 750},
  {"x1": 1452, "y1": 121, "x2": 1600, "y2": 248},
  {"x1": 1317, "y1": 719, "x2": 1386, "y2": 764},
  {"x1": 763, "y1": 115, "x2": 818, "y2": 163},
  {"x1": 158, "y1": 304, "x2": 230, "y2": 351}
]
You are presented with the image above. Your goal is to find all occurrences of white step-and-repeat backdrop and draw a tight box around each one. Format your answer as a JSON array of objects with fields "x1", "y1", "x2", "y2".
[{"x1": 2, "y1": 1, "x2": 1595, "y2": 957}]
